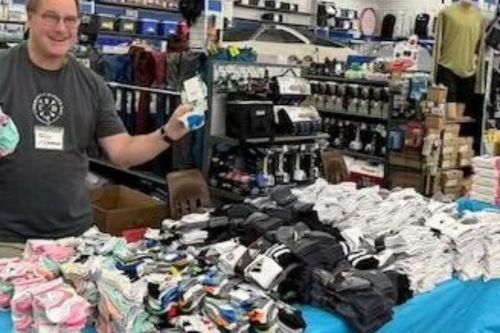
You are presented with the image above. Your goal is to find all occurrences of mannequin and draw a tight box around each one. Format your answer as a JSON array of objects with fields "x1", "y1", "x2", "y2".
[
  {"x1": 433, "y1": 0, "x2": 487, "y2": 153},
  {"x1": 433, "y1": 0, "x2": 487, "y2": 102}
]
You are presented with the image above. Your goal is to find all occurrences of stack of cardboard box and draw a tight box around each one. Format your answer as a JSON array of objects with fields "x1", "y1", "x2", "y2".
[{"x1": 423, "y1": 85, "x2": 475, "y2": 198}]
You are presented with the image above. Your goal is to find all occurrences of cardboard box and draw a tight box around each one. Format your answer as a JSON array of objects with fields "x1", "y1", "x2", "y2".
[
  {"x1": 443, "y1": 186, "x2": 462, "y2": 199},
  {"x1": 442, "y1": 144, "x2": 457, "y2": 155},
  {"x1": 457, "y1": 137, "x2": 474, "y2": 153},
  {"x1": 389, "y1": 151, "x2": 423, "y2": 170},
  {"x1": 457, "y1": 103, "x2": 466, "y2": 118},
  {"x1": 389, "y1": 169, "x2": 425, "y2": 193},
  {"x1": 428, "y1": 86, "x2": 448, "y2": 104},
  {"x1": 441, "y1": 153, "x2": 458, "y2": 169},
  {"x1": 90, "y1": 185, "x2": 168, "y2": 236},
  {"x1": 425, "y1": 115, "x2": 444, "y2": 130},
  {"x1": 447, "y1": 103, "x2": 457, "y2": 119},
  {"x1": 442, "y1": 137, "x2": 458, "y2": 147},
  {"x1": 444, "y1": 124, "x2": 460, "y2": 134},
  {"x1": 441, "y1": 170, "x2": 464, "y2": 188},
  {"x1": 458, "y1": 151, "x2": 474, "y2": 167}
]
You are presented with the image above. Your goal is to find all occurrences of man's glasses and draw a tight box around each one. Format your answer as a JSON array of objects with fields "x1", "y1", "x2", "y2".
[{"x1": 39, "y1": 11, "x2": 80, "y2": 29}]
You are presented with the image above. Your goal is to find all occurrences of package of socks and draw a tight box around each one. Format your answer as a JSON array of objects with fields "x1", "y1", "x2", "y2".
[
  {"x1": 138, "y1": 18, "x2": 159, "y2": 35},
  {"x1": 116, "y1": 16, "x2": 137, "y2": 34},
  {"x1": 275, "y1": 106, "x2": 322, "y2": 136},
  {"x1": 270, "y1": 77, "x2": 311, "y2": 104},
  {"x1": 97, "y1": 14, "x2": 116, "y2": 32},
  {"x1": 89, "y1": 185, "x2": 168, "y2": 236},
  {"x1": 226, "y1": 100, "x2": 275, "y2": 139},
  {"x1": 159, "y1": 20, "x2": 178, "y2": 37}
]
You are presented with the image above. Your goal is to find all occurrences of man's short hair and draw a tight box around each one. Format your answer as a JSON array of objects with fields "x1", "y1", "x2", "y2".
[{"x1": 25, "y1": 0, "x2": 80, "y2": 14}]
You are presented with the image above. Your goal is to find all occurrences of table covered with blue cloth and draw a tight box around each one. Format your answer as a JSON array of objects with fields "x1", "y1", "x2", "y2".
[{"x1": 1, "y1": 278, "x2": 500, "y2": 333}]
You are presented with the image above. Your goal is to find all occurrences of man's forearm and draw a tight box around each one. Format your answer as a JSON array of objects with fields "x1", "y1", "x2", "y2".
[{"x1": 110, "y1": 130, "x2": 170, "y2": 169}]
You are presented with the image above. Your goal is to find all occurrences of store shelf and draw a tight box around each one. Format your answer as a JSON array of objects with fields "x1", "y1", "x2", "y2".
[
  {"x1": 210, "y1": 133, "x2": 329, "y2": 146},
  {"x1": 0, "y1": 20, "x2": 25, "y2": 25},
  {"x1": 96, "y1": 0, "x2": 179, "y2": 13},
  {"x1": 107, "y1": 82, "x2": 181, "y2": 96},
  {"x1": 318, "y1": 109, "x2": 388, "y2": 122},
  {"x1": 337, "y1": 149, "x2": 385, "y2": 163},
  {"x1": 0, "y1": 38, "x2": 23, "y2": 43},
  {"x1": 98, "y1": 31, "x2": 169, "y2": 41},
  {"x1": 441, "y1": 165, "x2": 473, "y2": 171},
  {"x1": 234, "y1": 3, "x2": 312, "y2": 16},
  {"x1": 445, "y1": 117, "x2": 476, "y2": 124},
  {"x1": 303, "y1": 75, "x2": 389, "y2": 86},
  {"x1": 89, "y1": 157, "x2": 167, "y2": 186},
  {"x1": 209, "y1": 187, "x2": 245, "y2": 202}
]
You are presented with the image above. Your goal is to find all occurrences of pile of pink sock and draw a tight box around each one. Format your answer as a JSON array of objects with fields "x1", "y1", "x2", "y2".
[
  {"x1": 12, "y1": 278, "x2": 90, "y2": 333},
  {"x1": 24, "y1": 240, "x2": 77, "y2": 263},
  {"x1": 0, "y1": 258, "x2": 58, "y2": 310}
]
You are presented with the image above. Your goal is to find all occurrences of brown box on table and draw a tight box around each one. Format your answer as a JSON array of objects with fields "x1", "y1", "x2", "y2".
[{"x1": 89, "y1": 185, "x2": 168, "y2": 236}]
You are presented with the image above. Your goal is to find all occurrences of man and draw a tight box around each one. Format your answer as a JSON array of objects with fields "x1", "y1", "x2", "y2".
[{"x1": 0, "y1": 0, "x2": 192, "y2": 256}]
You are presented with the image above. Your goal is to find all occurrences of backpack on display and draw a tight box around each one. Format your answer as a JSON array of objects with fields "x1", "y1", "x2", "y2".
[
  {"x1": 226, "y1": 101, "x2": 275, "y2": 139},
  {"x1": 381, "y1": 14, "x2": 396, "y2": 39},
  {"x1": 180, "y1": 0, "x2": 204, "y2": 26},
  {"x1": 414, "y1": 13, "x2": 430, "y2": 39}
]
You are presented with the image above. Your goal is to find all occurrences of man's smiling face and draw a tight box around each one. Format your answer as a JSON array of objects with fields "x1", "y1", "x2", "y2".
[{"x1": 27, "y1": 0, "x2": 80, "y2": 60}]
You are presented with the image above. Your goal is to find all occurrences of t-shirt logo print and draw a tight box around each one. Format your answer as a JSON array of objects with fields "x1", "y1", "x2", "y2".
[{"x1": 32, "y1": 93, "x2": 64, "y2": 125}]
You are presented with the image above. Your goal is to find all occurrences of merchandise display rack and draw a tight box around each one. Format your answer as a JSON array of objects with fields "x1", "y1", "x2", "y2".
[
  {"x1": 301, "y1": 72, "x2": 394, "y2": 186},
  {"x1": 233, "y1": 3, "x2": 312, "y2": 16},
  {"x1": 203, "y1": 60, "x2": 330, "y2": 201},
  {"x1": 95, "y1": 0, "x2": 180, "y2": 13},
  {"x1": 303, "y1": 74, "x2": 389, "y2": 87}
]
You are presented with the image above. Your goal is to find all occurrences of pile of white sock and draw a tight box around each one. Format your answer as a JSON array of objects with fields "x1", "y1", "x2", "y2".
[
  {"x1": 384, "y1": 225, "x2": 453, "y2": 293},
  {"x1": 471, "y1": 156, "x2": 500, "y2": 205}
]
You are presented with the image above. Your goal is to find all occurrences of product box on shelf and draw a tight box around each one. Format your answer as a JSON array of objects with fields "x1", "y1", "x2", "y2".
[
  {"x1": 226, "y1": 100, "x2": 275, "y2": 139},
  {"x1": 443, "y1": 186, "x2": 462, "y2": 199},
  {"x1": 97, "y1": 14, "x2": 116, "y2": 31},
  {"x1": 138, "y1": 18, "x2": 159, "y2": 35},
  {"x1": 442, "y1": 137, "x2": 458, "y2": 147},
  {"x1": 441, "y1": 153, "x2": 458, "y2": 169},
  {"x1": 389, "y1": 169, "x2": 425, "y2": 193},
  {"x1": 116, "y1": 16, "x2": 137, "y2": 34},
  {"x1": 446, "y1": 103, "x2": 458, "y2": 119},
  {"x1": 389, "y1": 151, "x2": 423, "y2": 170},
  {"x1": 425, "y1": 115, "x2": 444, "y2": 131},
  {"x1": 442, "y1": 143, "x2": 457, "y2": 155},
  {"x1": 441, "y1": 170, "x2": 464, "y2": 188},
  {"x1": 458, "y1": 151, "x2": 474, "y2": 167},
  {"x1": 457, "y1": 137, "x2": 474, "y2": 153},
  {"x1": 89, "y1": 185, "x2": 168, "y2": 236},
  {"x1": 428, "y1": 85, "x2": 448, "y2": 104},
  {"x1": 443, "y1": 125, "x2": 460, "y2": 141}
]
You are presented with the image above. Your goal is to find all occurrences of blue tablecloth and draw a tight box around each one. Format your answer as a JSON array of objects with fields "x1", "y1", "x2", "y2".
[{"x1": 2, "y1": 278, "x2": 500, "y2": 333}]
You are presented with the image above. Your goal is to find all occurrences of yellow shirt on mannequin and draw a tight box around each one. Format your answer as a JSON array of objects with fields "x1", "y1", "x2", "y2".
[
  {"x1": 439, "y1": 5, "x2": 483, "y2": 77},
  {"x1": 432, "y1": 4, "x2": 487, "y2": 93}
]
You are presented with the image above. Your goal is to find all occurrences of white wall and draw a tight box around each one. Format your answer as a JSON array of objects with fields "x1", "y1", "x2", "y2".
[{"x1": 375, "y1": 0, "x2": 496, "y2": 38}]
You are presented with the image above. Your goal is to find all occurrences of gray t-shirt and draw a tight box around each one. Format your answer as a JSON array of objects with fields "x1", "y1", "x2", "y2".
[{"x1": 0, "y1": 43, "x2": 125, "y2": 242}]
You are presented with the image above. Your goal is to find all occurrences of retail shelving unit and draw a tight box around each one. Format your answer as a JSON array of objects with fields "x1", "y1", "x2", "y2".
[
  {"x1": 301, "y1": 72, "x2": 392, "y2": 186},
  {"x1": 203, "y1": 60, "x2": 330, "y2": 202}
]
